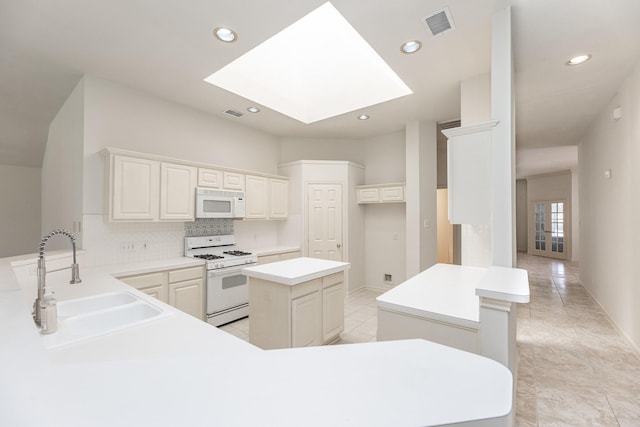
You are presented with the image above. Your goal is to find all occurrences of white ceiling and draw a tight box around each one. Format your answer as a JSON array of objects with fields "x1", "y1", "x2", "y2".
[{"x1": 1, "y1": 0, "x2": 639, "y2": 177}]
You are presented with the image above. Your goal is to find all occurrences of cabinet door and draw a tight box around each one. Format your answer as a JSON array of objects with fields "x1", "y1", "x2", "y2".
[
  {"x1": 291, "y1": 291, "x2": 321, "y2": 348},
  {"x1": 269, "y1": 179, "x2": 289, "y2": 219},
  {"x1": 168, "y1": 278, "x2": 204, "y2": 320},
  {"x1": 111, "y1": 156, "x2": 160, "y2": 220},
  {"x1": 197, "y1": 168, "x2": 223, "y2": 188},
  {"x1": 223, "y1": 171, "x2": 245, "y2": 190},
  {"x1": 119, "y1": 272, "x2": 167, "y2": 303},
  {"x1": 160, "y1": 163, "x2": 197, "y2": 221},
  {"x1": 245, "y1": 175, "x2": 268, "y2": 219},
  {"x1": 357, "y1": 188, "x2": 379, "y2": 204},
  {"x1": 380, "y1": 186, "x2": 405, "y2": 202},
  {"x1": 322, "y1": 282, "x2": 345, "y2": 343}
]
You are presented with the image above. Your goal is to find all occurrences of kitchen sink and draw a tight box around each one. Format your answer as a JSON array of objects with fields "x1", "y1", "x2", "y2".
[
  {"x1": 57, "y1": 292, "x2": 138, "y2": 317},
  {"x1": 41, "y1": 291, "x2": 169, "y2": 350}
]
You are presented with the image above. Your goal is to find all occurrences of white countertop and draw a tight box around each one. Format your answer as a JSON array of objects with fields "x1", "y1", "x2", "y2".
[
  {"x1": 1, "y1": 253, "x2": 513, "y2": 427},
  {"x1": 242, "y1": 257, "x2": 350, "y2": 286},
  {"x1": 251, "y1": 245, "x2": 301, "y2": 257},
  {"x1": 376, "y1": 263, "x2": 530, "y2": 329}
]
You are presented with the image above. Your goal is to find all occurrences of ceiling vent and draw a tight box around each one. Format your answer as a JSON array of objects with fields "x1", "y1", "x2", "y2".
[
  {"x1": 224, "y1": 109, "x2": 244, "y2": 118},
  {"x1": 423, "y1": 8, "x2": 455, "y2": 36}
]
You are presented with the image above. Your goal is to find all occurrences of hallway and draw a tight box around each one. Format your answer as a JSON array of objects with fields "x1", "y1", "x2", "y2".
[{"x1": 516, "y1": 253, "x2": 640, "y2": 426}]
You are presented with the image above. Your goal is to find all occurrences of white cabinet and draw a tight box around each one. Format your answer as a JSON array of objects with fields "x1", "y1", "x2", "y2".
[
  {"x1": 291, "y1": 290, "x2": 322, "y2": 347},
  {"x1": 245, "y1": 175, "x2": 268, "y2": 219},
  {"x1": 269, "y1": 178, "x2": 289, "y2": 219},
  {"x1": 321, "y1": 273, "x2": 345, "y2": 343},
  {"x1": 119, "y1": 265, "x2": 205, "y2": 320},
  {"x1": 160, "y1": 163, "x2": 197, "y2": 220},
  {"x1": 245, "y1": 175, "x2": 289, "y2": 220},
  {"x1": 106, "y1": 152, "x2": 196, "y2": 222},
  {"x1": 356, "y1": 183, "x2": 405, "y2": 204},
  {"x1": 120, "y1": 271, "x2": 167, "y2": 301},
  {"x1": 223, "y1": 171, "x2": 245, "y2": 191},
  {"x1": 442, "y1": 121, "x2": 498, "y2": 224},
  {"x1": 257, "y1": 251, "x2": 301, "y2": 266},
  {"x1": 357, "y1": 187, "x2": 379, "y2": 203},
  {"x1": 197, "y1": 168, "x2": 223, "y2": 188},
  {"x1": 110, "y1": 155, "x2": 160, "y2": 221},
  {"x1": 248, "y1": 271, "x2": 344, "y2": 349}
]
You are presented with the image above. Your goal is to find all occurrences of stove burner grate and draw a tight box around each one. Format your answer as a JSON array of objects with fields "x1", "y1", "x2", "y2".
[
  {"x1": 194, "y1": 254, "x2": 224, "y2": 260},
  {"x1": 223, "y1": 250, "x2": 252, "y2": 256}
]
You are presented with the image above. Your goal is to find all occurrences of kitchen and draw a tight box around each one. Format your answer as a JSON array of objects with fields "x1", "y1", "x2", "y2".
[
  {"x1": 1, "y1": 0, "x2": 527, "y2": 425},
  {"x1": 1, "y1": 0, "x2": 524, "y2": 425}
]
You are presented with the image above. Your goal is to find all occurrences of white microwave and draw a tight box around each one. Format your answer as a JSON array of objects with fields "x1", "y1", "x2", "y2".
[{"x1": 195, "y1": 188, "x2": 245, "y2": 219}]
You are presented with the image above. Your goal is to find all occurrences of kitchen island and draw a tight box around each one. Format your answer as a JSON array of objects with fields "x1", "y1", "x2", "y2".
[
  {"x1": 1, "y1": 253, "x2": 515, "y2": 427},
  {"x1": 242, "y1": 257, "x2": 349, "y2": 349},
  {"x1": 377, "y1": 263, "x2": 529, "y2": 373}
]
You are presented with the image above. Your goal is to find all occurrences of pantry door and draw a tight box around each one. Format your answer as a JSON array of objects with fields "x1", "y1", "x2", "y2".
[
  {"x1": 531, "y1": 200, "x2": 569, "y2": 260},
  {"x1": 307, "y1": 183, "x2": 343, "y2": 261}
]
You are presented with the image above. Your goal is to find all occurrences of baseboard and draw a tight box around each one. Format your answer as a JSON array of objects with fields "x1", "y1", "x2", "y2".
[{"x1": 578, "y1": 278, "x2": 640, "y2": 357}]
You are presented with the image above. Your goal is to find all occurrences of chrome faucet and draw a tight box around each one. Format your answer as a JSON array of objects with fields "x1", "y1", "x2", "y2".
[{"x1": 33, "y1": 229, "x2": 82, "y2": 333}]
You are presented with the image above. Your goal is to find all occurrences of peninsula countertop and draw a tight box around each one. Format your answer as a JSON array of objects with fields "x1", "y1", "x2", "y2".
[
  {"x1": 242, "y1": 257, "x2": 350, "y2": 285},
  {"x1": 1, "y1": 254, "x2": 514, "y2": 427}
]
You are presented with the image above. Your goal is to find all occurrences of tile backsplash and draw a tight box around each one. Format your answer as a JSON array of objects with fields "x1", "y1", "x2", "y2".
[
  {"x1": 82, "y1": 214, "x2": 186, "y2": 267},
  {"x1": 184, "y1": 218, "x2": 234, "y2": 237}
]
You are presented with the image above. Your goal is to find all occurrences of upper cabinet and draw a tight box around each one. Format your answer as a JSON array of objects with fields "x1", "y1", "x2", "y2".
[
  {"x1": 245, "y1": 175, "x2": 289, "y2": 220},
  {"x1": 110, "y1": 155, "x2": 160, "y2": 221},
  {"x1": 103, "y1": 148, "x2": 288, "y2": 222},
  {"x1": 357, "y1": 183, "x2": 405, "y2": 204},
  {"x1": 107, "y1": 154, "x2": 196, "y2": 222},
  {"x1": 223, "y1": 171, "x2": 245, "y2": 191},
  {"x1": 269, "y1": 178, "x2": 289, "y2": 219},
  {"x1": 245, "y1": 175, "x2": 268, "y2": 219},
  {"x1": 442, "y1": 121, "x2": 497, "y2": 225},
  {"x1": 160, "y1": 163, "x2": 197, "y2": 221},
  {"x1": 197, "y1": 168, "x2": 223, "y2": 188}
]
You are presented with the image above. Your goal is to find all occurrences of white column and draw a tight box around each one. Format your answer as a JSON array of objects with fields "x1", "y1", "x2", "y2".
[
  {"x1": 405, "y1": 121, "x2": 437, "y2": 277},
  {"x1": 491, "y1": 7, "x2": 516, "y2": 267}
]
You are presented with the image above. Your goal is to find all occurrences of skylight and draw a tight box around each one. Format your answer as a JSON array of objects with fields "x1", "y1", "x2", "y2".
[{"x1": 204, "y1": 2, "x2": 413, "y2": 124}]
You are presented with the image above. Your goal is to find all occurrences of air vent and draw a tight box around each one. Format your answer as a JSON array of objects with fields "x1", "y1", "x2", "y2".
[
  {"x1": 423, "y1": 8, "x2": 455, "y2": 36},
  {"x1": 224, "y1": 109, "x2": 244, "y2": 118}
]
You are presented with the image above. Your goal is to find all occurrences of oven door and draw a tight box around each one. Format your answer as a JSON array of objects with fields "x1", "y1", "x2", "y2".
[{"x1": 206, "y1": 266, "x2": 250, "y2": 315}]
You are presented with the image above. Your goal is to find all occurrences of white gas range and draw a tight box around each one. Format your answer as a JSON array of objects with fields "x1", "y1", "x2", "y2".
[{"x1": 184, "y1": 235, "x2": 257, "y2": 326}]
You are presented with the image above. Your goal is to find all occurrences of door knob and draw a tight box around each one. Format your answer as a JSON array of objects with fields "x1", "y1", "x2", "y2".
[{"x1": 336, "y1": 243, "x2": 342, "y2": 249}]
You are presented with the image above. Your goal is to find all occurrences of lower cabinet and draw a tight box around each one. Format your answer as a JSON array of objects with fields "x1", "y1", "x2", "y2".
[
  {"x1": 119, "y1": 265, "x2": 205, "y2": 320},
  {"x1": 249, "y1": 271, "x2": 345, "y2": 349},
  {"x1": 257, "y1": 250, "x2": 301, "y2": 265}
]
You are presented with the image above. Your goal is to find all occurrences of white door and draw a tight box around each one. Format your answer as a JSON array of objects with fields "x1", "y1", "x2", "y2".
[
  {"x1": 531, "y1": 200, "x2": 568, "y2": 260},
  {"x1": 307, "y1": 183, "x2": 343, "y2": 261}
]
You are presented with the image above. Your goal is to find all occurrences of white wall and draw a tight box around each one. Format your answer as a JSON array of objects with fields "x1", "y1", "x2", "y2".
[
  {"x1": 46, "y1": 75, "x2": 284, "y2": 265},
  {"x1": 279, "y1": 137, "x2": 365, "y2": 165},
  {"x1": 526, "y1": 171, "x2": 573, "y2": 259},
  {"x1": 405, "y1": 121, "x2": 437, "y2": 277},
  {"x1": 579, "y1": 60, "x2": 640, "y2": 352},
  {"x1": 515, "y1": 179, "x2": 528, "y2": 252},
  {"x1": 41, "y1": 79, "x2": 85, "y2": 250},
  {"x1": 0, "y1": 165, "x2": 41, "y2": 257},
  {"x1": 363, "y1": 131, "x2": 407, "y2": 289},
  {"x1": 459, "y1": 73, "x2": 493, "y2": 267}
]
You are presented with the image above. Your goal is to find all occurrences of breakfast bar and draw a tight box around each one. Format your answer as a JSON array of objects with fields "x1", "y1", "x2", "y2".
[{"x1": 377, "y1": 263, "x2": 530, "y2": 372}]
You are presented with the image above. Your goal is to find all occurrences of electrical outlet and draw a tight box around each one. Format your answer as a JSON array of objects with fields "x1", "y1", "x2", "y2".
[{"x1": 384, "y1": 273, "x2": 393, "y2": 285}]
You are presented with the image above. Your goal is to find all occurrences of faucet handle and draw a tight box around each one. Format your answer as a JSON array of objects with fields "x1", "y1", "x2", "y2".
[{"x1": 70, "y1": 263, "x2": 82, "y2": 284}]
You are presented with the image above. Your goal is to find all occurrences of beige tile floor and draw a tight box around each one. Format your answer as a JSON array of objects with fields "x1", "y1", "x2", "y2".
[{"x1": 220, "y1": 254, "x2": 640, "y2": 426}]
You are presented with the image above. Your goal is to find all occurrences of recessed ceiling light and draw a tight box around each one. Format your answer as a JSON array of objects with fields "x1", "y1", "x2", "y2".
[
  {"x1": 566, "y1": 54, "x2": 591, "y2": 66},
  {"x1": 357, "y1": 114, "x2": 370, "y2": 120},
  {"x1": 214, "y1": 27, "x2": 237, "y2": 43},
  {"x1": 401, "y1": 40, "x2": 422, "y2": 54},
  {"x1": 247, "y1": 107, "x2": 260, "y2": 113},
  {"x1": 204, "y1": 3, "x2": 412, "y2": 124}
]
